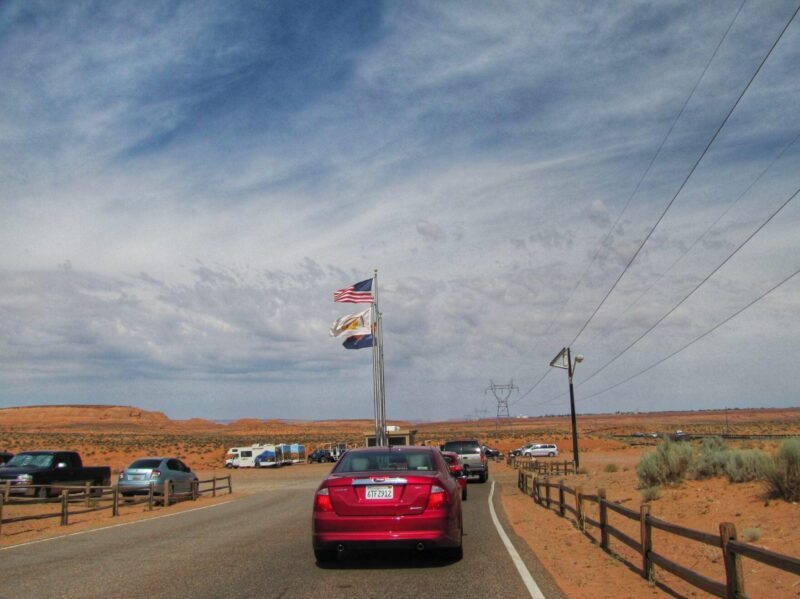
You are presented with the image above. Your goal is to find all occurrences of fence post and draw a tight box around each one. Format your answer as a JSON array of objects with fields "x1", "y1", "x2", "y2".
[
  {"x1": 720, "y1": 522, "x2": 745, "y2": 599},
  {"x1": 228, "y1": 475, "x2": 232, "y2": 494},
  {"x1": 640, "y1": 504, "x2": 653, "y2": 581},
  {"x1": 599, "y1": 488, "x2": 608, "y2": 550},
  {"x1": 545, "y1": 478, "x2": 551, "y2": 510},
  {"x1": 60, "y1": 490, "x2": 69, "y2": 526},
  {"x1": 85, "y1": 481, "x2": 91, "y2": 508},
  {"x1": 164, "y1": 480, "x2": 170, "y2": 507},
  {"x1": 0, "y1": 493, "x2": 3, "y2": 536},
  {"x1": 531, "y1": 476, "x2": 537, "y2": 502},
  {"x1": 558, "y1": 480, "x2": 565, "y2": 517},
  {"x1": 147, "y1": 483, "x2": 153, "y2": 511},
  {"x1": 112, "y1": 487, "x2": 119, "y2": 516},
  {"x1": 575, "y1": 485, "x2": 584, "y2": 531},
  {"x1": 4, "y1": 480, "x2": 9, "y2": 502},
  {"x1": 212, "y1": 477, "x2": 217, "y2": 498},
  {"x1": 192, "y1": 480, "x2": 198, "y2": 501}
]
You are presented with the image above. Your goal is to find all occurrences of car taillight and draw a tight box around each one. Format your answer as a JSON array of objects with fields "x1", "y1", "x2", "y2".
[
  {"x1": 426, "y1": 485, "x2": 447, "y2": 510},
  {"x1": 481, "y1": 452, "x2": 486, "y2": 464},
  {"x1": 150, "y1": 470, "x2": 161, "y2": 479},
  {"x1": 314, "y1": 488, "x2": 334, "y2": 512}
]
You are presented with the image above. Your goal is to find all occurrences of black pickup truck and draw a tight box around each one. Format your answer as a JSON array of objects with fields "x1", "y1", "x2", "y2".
[{"x1": 0, "y1": 451, "x2": 111, "y2": 498}]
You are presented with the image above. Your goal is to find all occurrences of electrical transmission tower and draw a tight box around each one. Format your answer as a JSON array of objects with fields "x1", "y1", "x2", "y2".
[{"x1": 486, "y1": 380, "x2": 518, "y2": 431}]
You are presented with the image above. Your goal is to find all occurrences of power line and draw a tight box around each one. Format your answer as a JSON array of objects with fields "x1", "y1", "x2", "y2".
[
  {"x1": 539, "y1": 181, "x2": 800, "y2": 407},
  {"x1": 552, "y1": 0, "x2": 747, "y2": 340},
  {"x1": 512, "y1": 1, "x2": 746, "y2": 408},
  {"x1": 566, "y1": 3, "x2": 800, "y2": 349},
  {"x1": 578, "y1": 266, "x2": 800, "y2": 403},
  {"x1": 611, "y1": 131, "x2": 800, "y2": 326},
  {"x1": 513, "y1": 2, "x2": 791, "y2": 406}
]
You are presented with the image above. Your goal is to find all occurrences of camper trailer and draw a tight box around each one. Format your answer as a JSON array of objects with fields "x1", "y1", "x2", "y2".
[
  {"x1": 289, "y1": 443, "x2": 306, "y2": 464},
  {"x1": 255, "y1": 444, "x2": 282, "y2": 468},
  {"x1": 277, "y1": 443, "x2": 293, "y2": 466}
]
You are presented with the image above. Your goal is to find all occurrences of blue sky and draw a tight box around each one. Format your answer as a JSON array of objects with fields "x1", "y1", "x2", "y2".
[{"x1": 1, "y1": 1, "x2": 799, "y2": 421}]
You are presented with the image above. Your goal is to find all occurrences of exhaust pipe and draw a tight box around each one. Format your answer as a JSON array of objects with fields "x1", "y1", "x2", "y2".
[
  {"x1": 337, "y1": 544, "x2": 346, "y2": 553},
  {"x1": 416, "y1": 542, "x2": 425, "y2": 552}
]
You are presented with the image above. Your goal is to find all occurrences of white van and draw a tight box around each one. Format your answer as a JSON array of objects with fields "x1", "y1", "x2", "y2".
[{"x1": 523, "y1": 443, "x2": 559, "y2": 457}]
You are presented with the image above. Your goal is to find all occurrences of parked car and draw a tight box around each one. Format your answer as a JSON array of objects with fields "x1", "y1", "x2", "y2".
[
  {"x1": 307, "y1": 449, "x2": 335, "y2": 463},
  {"x1": 441, "y1": 439, "x2": 489, "y2": 482},
  {"x1": 510, "y1": 443, "x2": 534, "y2": 457},
  {"x1": 0, "y1": 451, "x2": 111, "y2": 498},
  {"x1": 0, "y1": 451, "x2": 13, "y2": 465},
  {"x1": 522, "y1": 443, "x2": 559, "y2": 457},
  {"x1": 440, "y1": 451, "x2": 468, "y2": 501},
  {"x1": 117, "y1": 457, "x2": 198, "y2": 497},
  {"x1": 482, "y1": 445, "x2": 503, "y2": 459},
  {"x1": 312, "y1": 446, "x2": 463, "y2": 562}
]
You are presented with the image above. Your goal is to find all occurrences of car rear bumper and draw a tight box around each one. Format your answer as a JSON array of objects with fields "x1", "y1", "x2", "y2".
[{"x1": 313, "y1": 511, "x2": 461, "y2": 549}]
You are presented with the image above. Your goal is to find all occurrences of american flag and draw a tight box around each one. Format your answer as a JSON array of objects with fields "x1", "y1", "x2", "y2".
[{"x1": 334, "y1": 278, "x2": 373, "y2": 303}]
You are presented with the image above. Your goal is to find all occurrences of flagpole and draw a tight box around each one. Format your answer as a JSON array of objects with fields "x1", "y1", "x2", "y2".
[
  {"x1": 371, "y1": 271, "x2": 380, "y2": 446},
  {"x1": 372, "y1": 268, "x2": 388, "y2": 447}
]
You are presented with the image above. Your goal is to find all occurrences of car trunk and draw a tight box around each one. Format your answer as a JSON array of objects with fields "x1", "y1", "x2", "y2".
[
  {"x1": 124, "y1": 468, "x2": 155, "y2": 481},
  {"x1": 325, "y1": 473, "x2": 439, "y2": 517}
]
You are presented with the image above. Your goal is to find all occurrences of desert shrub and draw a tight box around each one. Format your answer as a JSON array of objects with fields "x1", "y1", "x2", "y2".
[
  {"x1": 761, "y1": 439, "x2": 800, "y2": 502},
  {"x1": 604, "y1": 463, "x2": 618, "y2": 473},
  {"x1": 641, "y1": 486, "x2": 661, "y2": 502},
  {"x1": 636, "y1": 438, "x2": 693, "y2": 486},
  {"x1": 742, "y1": 526, "x2": 761, "y2": 542},
  {"x1": 692, "y1": 437, "x2": 730, "y2": 479},
  {"x1": 725, "y1": 449, "x2": 770, "y2": 483}
]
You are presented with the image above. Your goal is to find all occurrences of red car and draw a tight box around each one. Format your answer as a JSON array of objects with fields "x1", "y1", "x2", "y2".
[
  {"x1": 312, "y1": 446, "x2": 463, "y2": 562},
  {"x1": 440, "y1": 451, "x2": 468, "y2": 501}
]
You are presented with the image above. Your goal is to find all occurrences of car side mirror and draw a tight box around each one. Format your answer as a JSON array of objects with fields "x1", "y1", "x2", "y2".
[{"x1": 186, "y1": 467, "x2": 191, "y2": 472}]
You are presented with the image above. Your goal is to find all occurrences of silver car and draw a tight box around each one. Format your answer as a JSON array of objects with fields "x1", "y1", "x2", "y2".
[{"x1": 118, "y1": 457, "x2": 198, "y2": 496}]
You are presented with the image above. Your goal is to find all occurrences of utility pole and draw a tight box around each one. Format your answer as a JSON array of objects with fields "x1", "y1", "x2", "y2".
[{"x1": 486, "y1": 380, "x2": 518, "y2": 431}]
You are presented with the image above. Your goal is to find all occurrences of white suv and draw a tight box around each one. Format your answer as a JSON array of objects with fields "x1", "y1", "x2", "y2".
[{"x1": 523, "y1": 443, "x2": 558, "y2": 457}]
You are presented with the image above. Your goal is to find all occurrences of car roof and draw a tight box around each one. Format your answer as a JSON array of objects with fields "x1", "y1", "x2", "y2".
[{"x1": 345, "y1": 446, "x2": 436, "y2": 454}]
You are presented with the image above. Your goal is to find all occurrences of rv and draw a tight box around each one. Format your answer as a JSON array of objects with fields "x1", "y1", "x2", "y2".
[{"x1": 228, "y1": 444, "x2": 268, "y2": 468}]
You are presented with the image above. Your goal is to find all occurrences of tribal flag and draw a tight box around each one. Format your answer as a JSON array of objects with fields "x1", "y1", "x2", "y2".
[
  {"x1": 330, "y1": 308, "x2": 371, "y2": 338},
  {"x1": 333, "y1": 278, "x2": 373, "y2": 303}
]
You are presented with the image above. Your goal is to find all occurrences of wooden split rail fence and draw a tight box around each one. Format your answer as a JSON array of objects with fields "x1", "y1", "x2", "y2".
[
  {"x1": 511, "y1": 456, "x2": 575, "y2": 476},
  {"x1": 518, "y1": 470, "x2": 800, "y2": 598},
  {"x1": 0, "y1": 475, "x2": 232, "y2": 535}
]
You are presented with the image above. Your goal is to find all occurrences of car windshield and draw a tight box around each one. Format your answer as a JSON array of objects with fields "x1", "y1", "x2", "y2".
[
  {"x1": 336, "y1": 451, "x2": 434, "y2": 472},
  {"x1": 6, "y1": 454, "x2": 53, "y2": 468},
  {"x1": 442, "y1": 442, "x2": 480, "y2": 454},
  {"x1": 127, "y1": 459, "x2": 162, "y2": 469}
]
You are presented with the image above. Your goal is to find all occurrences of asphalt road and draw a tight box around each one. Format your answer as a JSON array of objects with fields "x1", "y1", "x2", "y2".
[{"x1": 0, "y1": 469, "x2": 565, "y2": 599}]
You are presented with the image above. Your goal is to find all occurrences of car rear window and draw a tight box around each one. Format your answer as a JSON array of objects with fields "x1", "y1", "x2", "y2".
[
  {"x1": 128, "y1": 459, "x2": 162, "y2": 469},
  {"x1": 442, "y1": 441, "x2": 480, "y2": 454},
  {"x1": 336, "y1": 451, "x2": 435, "y2": 472}
]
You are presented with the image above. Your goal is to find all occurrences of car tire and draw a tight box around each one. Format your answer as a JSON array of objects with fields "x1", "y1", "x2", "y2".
[
  {"x1": 478, "y1": 471, "x2": 487, "y2": 483},
  {"x1": 548, "y1": 452, "x2": 555, "y2": 457},
  {"x1": 36, "y1": 485, "x2": 49, "y2": 499},
  {"x1": 461, "y1": 486, "x2": 467, "y2": 501},
  {"x1": 443, "y1": 528, "x2": 464, "y2": 561},
  {"x1": 314, "y1": 547, "x2": 337, "y2": 563}
]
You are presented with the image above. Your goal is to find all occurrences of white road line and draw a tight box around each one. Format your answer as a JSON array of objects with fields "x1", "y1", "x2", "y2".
[
  {"x1": 488, "y1": 480, "x2": 546, "y2": 599},
  {"x1": 0, "y1": 500, "x2": 234, "y2": 552}
]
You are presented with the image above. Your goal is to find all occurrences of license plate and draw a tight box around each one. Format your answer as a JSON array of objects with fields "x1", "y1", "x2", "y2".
[{"x1": 365, "y1": 485, "x2": 394, "y2": 500}]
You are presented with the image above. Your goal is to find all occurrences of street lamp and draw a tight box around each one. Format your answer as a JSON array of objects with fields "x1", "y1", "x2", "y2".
[{"x1": 550, "y1": 347, "x2": 584, "y2": 469}]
